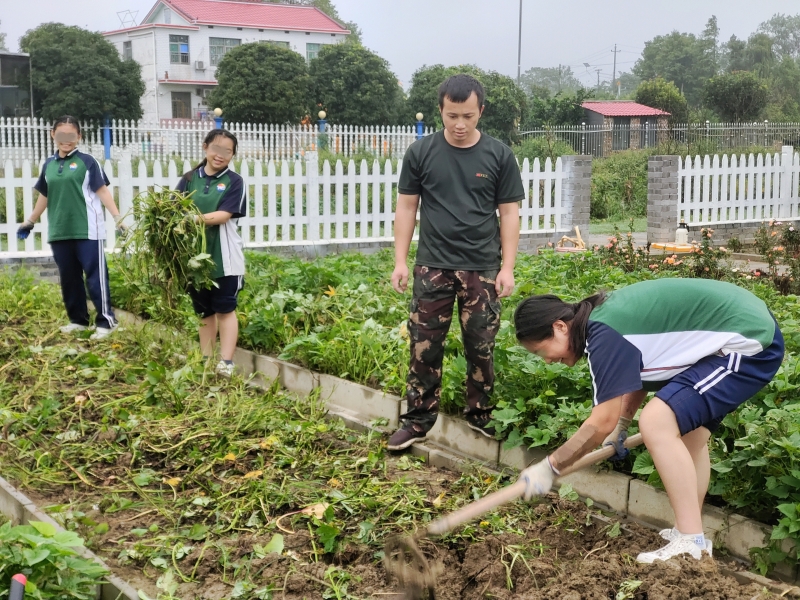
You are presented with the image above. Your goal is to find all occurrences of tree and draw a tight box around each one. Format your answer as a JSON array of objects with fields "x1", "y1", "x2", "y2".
[
  {"x1": 765, "y1": 57, "x2": 800, "y2": 121},
  {"x1": 406, "y1": 64, "x2": 527, "y2": 144},
  {"x1": 757, "y1": 13, "x2": 800, "y2": 60},
  {"x1": 633, "y1": 25, "x2": 718, "y2": 105},
  {"x1": 703, "y1": 71, "x2": 768, "y2": 122},
  {"x1": 309, "y1": 43, "x2": 404, "y2": 126},
  {"x1": 634, "y1": 77, "x2": 689, "y2": 124},
  {"x1": 524, "y1": 88, "x2": 593, "y2": 128},
  {"x1": 207, "y1": 43, "x2": 309, "y2": 124},
  {"x1": 268, "y1": 0, "x2": 361, "y2": 43},
  {"x1": 20, "y1": 23, "x2": 144, "y2": 122},
  {"x1": 0, "y1": 20, "x2": 7, "y2": 51},
  {"x1": 519, "y1": 66, "x2": 582, "y2": 97}
]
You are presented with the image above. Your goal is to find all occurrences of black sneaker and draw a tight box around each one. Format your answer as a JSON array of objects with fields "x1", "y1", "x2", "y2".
[
  {"x1": 466, "y1": 421, "x2": 497, "y2": 439},
  {"x1": 387, "y1": 426, "x2": 427, "y2": 451}
]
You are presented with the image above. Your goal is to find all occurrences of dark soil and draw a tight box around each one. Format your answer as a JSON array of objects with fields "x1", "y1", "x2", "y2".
[{"x1": 26, "y1": 462, "x2": 783, "y2": 600}]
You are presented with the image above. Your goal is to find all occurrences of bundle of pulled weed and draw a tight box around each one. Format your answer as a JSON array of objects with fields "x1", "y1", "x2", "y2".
[{"x1": 119, "y1": 188, "x2": 216, "y2": 325}]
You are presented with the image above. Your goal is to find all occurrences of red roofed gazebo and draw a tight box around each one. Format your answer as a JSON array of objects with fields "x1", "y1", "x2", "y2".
[{"x1": 581, "y1": 101, "x2": 670, "y2": 153}]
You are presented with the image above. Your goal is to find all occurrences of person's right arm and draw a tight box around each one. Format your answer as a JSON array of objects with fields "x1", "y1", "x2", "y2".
[
  {"x1": 391, "y1": 193, "x2": 419, "y2": 293},
  {"x1": 28, "y1": 194, "x2": 48, "y2": 222}
]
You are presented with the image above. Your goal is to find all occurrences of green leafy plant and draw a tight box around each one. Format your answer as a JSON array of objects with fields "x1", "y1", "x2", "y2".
[{"x1": 0, "y1": 520, "x2": 108, "y2": 600}]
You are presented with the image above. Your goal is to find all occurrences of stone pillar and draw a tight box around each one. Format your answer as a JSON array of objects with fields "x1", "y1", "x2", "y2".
[
  {"x1": 603, "y1": 117, "x2": 614, "y2": 156},
  {"x1": 647, "y1": 156, "x2": 680, "y2": 244},
  {"x1": 560, "y1": 155, "x2": 592, "y2": 237},
  {"x1": 629, "y1": 118, "x2": 641, "y2": 150}
]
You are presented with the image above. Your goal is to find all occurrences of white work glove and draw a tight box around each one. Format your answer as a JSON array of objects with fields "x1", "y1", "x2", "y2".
[
  {"x1": 520, "y1": 457, "x2": 557, "y2": 501},
  {"x1": 602, "y1": 416, "x2": 631, "y2": 461},
  {"x1": 113, "y1": 214, "x2": 128, "y2": 236}
]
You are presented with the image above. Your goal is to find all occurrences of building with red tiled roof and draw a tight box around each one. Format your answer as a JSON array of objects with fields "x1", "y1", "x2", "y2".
[
  {"x1": 581, "y1": 101, "x2": 670, "y2": 154},
  {"x1": 104, "y1": 0, "x2": 350, "y2": 122}
]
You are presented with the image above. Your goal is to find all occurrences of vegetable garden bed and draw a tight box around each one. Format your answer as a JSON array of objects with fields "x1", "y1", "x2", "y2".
[{"x1": 3, "y1": 270, "x2": 798, "y2": 599}]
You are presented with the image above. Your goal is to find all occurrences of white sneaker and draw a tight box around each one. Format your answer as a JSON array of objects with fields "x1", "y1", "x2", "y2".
[
  {"x1": 215, "y1": 360, "x2": 234, "y2": 377},
  {"x1": 90, "y1": 326, "x2": 117, "y2": 340},
  {"x1": 60, "y1": 323, "x2": 88, "y2": 333},
  {"x1": 659, "y1": 528, "x2": 713, "y2": 557},
  {"x1": 636, "y1": 536, "x2": 705, "y2": 563}
]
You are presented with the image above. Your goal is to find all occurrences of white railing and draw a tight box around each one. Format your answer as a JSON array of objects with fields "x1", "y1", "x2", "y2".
[
  {"x1": 1, "y1": 154, "x2": 568, "y2": 256},
  {"x1": 678, "y1": 146, "x2": 800, "y2": 225},
  {"x1": 0, "y1": 118, "x2": 434, "y2": 165}
]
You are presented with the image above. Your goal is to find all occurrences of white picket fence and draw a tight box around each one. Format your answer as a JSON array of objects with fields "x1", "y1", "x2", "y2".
[
  {"x1": 679, "y1": 146, "x2": 800, "y2": 225},
  {"x1": 0, "y1": 117, "x2": 434, "y2": 165},
  {"x1": 1, "y1": 155, "x2": 567, "y2": 256}
]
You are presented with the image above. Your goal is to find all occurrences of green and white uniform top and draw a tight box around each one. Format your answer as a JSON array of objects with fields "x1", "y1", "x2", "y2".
[
  {"x1": 177, "y1": 165, "x2": 246, "y2": 279},
  {"x1": 585, "y1": 278, "x2": 775, "y2": 404},
  {"x1": 34, "y1": 149, "x2": 111, "y2": 241}
]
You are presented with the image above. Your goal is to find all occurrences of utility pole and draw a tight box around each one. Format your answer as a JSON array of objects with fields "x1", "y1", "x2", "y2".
[
  {"x1": 611, "y1": 44, "x2": 621, "y2": 98},
  {"x1": 595, "y1": 68, "x2": 601, "y2": 93},
  {"x1": 558, "y1": 63, "x2": 562, "y2": 92},
  {"x1": 516, "y1": 0, "x2": 523, "y2": 84}
]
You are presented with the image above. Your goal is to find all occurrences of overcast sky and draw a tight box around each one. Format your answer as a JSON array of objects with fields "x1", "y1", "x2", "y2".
[{"x1": 3, "y1": 0, "x2": 796, "y2": 88}]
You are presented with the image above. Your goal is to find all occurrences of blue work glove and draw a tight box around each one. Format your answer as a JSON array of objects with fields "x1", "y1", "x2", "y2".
[
  {"x1": 17, "y1": 220, "x2": 34, "y2": 240},
  {"x1": 520, "y1": 457, "x2": 557, "y2": 500},
  {"x1": 602, "y1": 416, "x2": 632, "y2": 461}
]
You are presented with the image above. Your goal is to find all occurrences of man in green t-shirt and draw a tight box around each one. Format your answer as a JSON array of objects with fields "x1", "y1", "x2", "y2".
[{"x1": 387, "y1": 74, "x2": 524, "y2": 451}]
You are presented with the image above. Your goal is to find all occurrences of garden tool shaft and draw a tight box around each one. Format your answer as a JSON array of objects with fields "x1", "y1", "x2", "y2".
[
  {"x1": 426, "y1": 432, "x2": 643, "y2": 536},
  {"x1": 384, "y1": 433, "x2": 644, "y2": 599}
]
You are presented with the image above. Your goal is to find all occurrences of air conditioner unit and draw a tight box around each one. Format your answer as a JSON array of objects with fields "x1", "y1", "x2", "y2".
[{"x1": 194, "y1": 60, "x2": 205, "y2": 70}]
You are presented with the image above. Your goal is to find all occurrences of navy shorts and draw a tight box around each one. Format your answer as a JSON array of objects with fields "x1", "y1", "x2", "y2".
[
  {"x1": 656, "y1": 320, "x2": 784, "y2": 435},
  {"x1": 188, "y1": 275, "x2": 244, "y2": 318}
]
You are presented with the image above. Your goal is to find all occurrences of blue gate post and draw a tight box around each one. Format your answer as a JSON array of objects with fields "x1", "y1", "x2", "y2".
[
  {"x1": 415, "y1": 113, "x2": 424, "y2": 140},
  {"x1": 213, "y1": 107, "x2": 224, "y2": 129},
  {"x1": 103, "y1": 116, "x2": 112, "y2": 160}
]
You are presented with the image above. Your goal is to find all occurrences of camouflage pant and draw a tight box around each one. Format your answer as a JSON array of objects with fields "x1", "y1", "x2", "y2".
[{"x1": 402, "y1": 266, "x2": 501, "y2": 433}]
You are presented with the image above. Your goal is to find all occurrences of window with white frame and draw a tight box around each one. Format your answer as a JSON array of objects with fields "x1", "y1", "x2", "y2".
[
  {"x1": 170, "y1": 35, "x2": 190, "y2": 64},
  {"x1": 122, "y1": 41, "x2": 132, "y2": 61},
  {"x1": 306, "y1": 43, "x2": 322, "y2": 61},
  {"x1": 209, "y1": 37, "x2": 240, "y2": 66}
]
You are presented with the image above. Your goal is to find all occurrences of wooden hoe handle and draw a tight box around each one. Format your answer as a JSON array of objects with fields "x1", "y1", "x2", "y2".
[{"x1": 425, "y1": 433, "x2": 643, "y2": 537}]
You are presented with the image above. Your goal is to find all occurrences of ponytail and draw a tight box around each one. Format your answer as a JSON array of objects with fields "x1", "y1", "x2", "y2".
[{"x1": 514, "y1": 292, "x2": 606, "y2": 357}]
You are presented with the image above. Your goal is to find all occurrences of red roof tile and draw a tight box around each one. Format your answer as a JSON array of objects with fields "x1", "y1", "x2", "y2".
[
  {"x1": 153, "y1": 0, "x2": 350, "y2": 33},
  {"x1": 582, "y1": 101, "x2": 670, "y2": 117}
]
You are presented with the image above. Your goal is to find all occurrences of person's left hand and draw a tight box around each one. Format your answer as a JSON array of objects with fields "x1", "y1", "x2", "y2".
[
  {"x1": 519, "y1": 457, "x2": 556, "y2": 500},
  {"x1": 602, "y1": 416, "x2": 632, "y2": 461},
  {"x1": 495, "y1": 267, "x2": 515, "y2": 298},
  {"x1": 113, "y1": 214, "x2": 128, "y2": 237}
]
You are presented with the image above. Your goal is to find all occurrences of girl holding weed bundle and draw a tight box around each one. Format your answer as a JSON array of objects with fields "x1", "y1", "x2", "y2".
[
  {"x1": 17, "y1": 116, "x2": 126, "y2": 340},
  {"x1": 514, "y1": 278, "x2": 783, "y2": 563},
  {"x1": 177, "y1": 129, "x2": 246, "y2": 377}
]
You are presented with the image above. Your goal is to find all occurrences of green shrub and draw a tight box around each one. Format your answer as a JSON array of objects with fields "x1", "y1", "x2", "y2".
[
  {"x1": 513, "y1": 136, "x2": 576, "y2": 166},
  {"x1": 590, "y1": 149, "x2": 650, "y2": 220}
]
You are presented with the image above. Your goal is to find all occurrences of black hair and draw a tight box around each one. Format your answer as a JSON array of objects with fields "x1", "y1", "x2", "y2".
[
  {"x1": 52, "y1": 115, "x2": 81, "y2": 135},
  {"x1": 183, "y1": 129, "x2": 238, "y2": 181},
  {"x1": 437, "y1": 74, "x2": 485, "y2": 109},
  {"x1": 514, "y1": 292, "x2": 607, "y2": 357}
]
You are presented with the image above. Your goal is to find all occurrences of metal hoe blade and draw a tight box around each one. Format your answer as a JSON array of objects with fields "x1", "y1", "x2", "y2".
[{"x1": 383, "y1": 534, "x2": 437, "y2": 600}]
